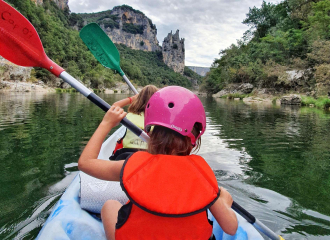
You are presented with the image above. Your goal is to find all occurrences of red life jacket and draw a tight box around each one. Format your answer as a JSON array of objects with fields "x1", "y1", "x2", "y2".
[{"x1": 116, "y1": 151, "x2": 220, "y2": 240}]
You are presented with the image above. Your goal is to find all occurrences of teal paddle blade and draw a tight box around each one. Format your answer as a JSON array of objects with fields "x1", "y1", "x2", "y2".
[{"x1": 80, "y1": 23, "x2": 124, "y2": 75}]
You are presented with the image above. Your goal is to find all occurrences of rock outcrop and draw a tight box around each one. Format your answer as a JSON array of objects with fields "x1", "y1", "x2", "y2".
[
  {"x1": 212, "y1": 83, "x2": 254, "y2": 98},
  {"x1": 280, "y1": 94, "x2": 302, "y2": 105},
  {"x1": 0, "y1": 57, "x2": 32, "y2": 82},
  {"x1": 79, "y1": 6, "x2": 161, "y2": 52},
  {"x1": 187, "y1": 66, "x2": 210, "y2": 76},
  {"x1": 31, "y1": 0, "x2": 69, "y2": 10},
  {"x1": 162, "y1": 30, "x2": 185, "y2": 74}
]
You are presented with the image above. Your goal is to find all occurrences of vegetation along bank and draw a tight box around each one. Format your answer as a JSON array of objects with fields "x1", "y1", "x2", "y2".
[
  {"x1": 0, "y1": 0, "x2": 202, "y2": 92},
  {"x1": 202, "y1": 0, "x2": 330, "y2": 109}
]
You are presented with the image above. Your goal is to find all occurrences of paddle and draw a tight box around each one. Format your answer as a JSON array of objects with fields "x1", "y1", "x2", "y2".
[
  {"x1": 79, "y1": 23, "x2": 138, "y2": 94},
  {"x1": 0, "y1": 0, "x2": 148, "y2": 143},
  {"x1": 0, "y1": 3, "x2": 283, "y2": 239},
  {"x1": 232, "y1": 202, "x2": 284, "y2": 240}
]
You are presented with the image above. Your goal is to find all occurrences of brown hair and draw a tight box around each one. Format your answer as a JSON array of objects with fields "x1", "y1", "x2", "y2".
[
  {"x1": 147, "y1": 124, "x2": 202, "y2": 156},
  {"x1": 128, "y1": 85, "x2": 158, "y2": 115}
]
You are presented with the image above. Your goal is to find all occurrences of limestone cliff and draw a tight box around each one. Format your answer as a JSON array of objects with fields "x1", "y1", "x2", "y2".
[
  {"x1": 31, "y1": 0, "x2": 69, "y2": 10},
  {"x1": 78, "y1": 6, "x2": 161, "y2": 52},
  {"x1": 0, "y1": 57, "x2": 32, "y2": 82},
  {"x1": 162, "y1": 30, "x2": 185, "y2": 74},
  {"x1": 187, "y1": 66, "x2": 210, "y2": 77}
]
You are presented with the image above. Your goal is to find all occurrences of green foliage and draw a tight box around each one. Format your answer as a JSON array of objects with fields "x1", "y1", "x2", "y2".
[
  {"x1": 204, "y1": 0, "x2": 330, "y2": 94},
  {"x1": 305, "y1": 0, "x2": 330, "y2": 40},
  {"x1": 55, "y1": 88, "x2": 77, "y2": 93},
  {"x1": 301, "y1": 96, "x2": 330, "y2": 109},
  {"x1": 77, "y1": 11, "x2": 119, "y2": 30},
  {"x1": 113, "y1": 5, "x2": 144, "y2": 15},
  {"x1": 3, "y1": 0, "x2": 189, "y2": 89},
  {"x1": 148, "y1": 19, "x2": 156, "y2": 30},
  {"x1": 122, "y1": 23, "x2": 144, "y2": 34},
  {"x1": 225, "y1": 93, "x2": 249, "y2": 99},
  {"x1": 68, "y1": 13, "x2": 84, "y2": 29},
  {"x1": 183, "y1": 67, "x2": 203, "y2": 84},
  {"x1": 26, "y1": 69, "x2": 38, "y2": 83},
  {"x1": 116, "y1": 44, "x2": 192, "y2": 87}
]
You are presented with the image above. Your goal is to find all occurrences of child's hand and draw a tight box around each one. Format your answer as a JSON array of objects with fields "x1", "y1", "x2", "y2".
[
  {"x1": 219, "y1": 187, "x2": 233, "y2": 208},
  {"x1": 100, "y1": 105, "x2": 127, "y2": 132},
  {"x1": 131, "y1": 94, "x2": 139, "y2": 102}
]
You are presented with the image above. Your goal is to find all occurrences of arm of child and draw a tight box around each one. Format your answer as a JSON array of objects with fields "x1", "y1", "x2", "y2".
[
  {"x1": 209, "y1": 187, "x2": 238, "y2": 236},
  {"x1": 78, "y1": 105, "x2": 127, "y2": 181},
  {"x1": 112, "y1": 94, "x2": 138, "y2": 108}
]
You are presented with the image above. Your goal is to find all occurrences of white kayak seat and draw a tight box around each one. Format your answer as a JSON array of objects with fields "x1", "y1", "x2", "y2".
[
  {"x1": 80, "y1": 126, "x2": 129, "y2": 213},
  {"x1": 79, "y1": 172, "x2": 128, "y2": 213}
]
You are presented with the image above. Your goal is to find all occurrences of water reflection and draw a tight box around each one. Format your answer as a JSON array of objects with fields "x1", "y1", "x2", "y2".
[
  {"x1": 203, "y1": 97, "x2": 330, "y2": 239},
  {"x1": 0, "y1": 92, "x2": 124, "y2": 239},
  {"x1": 1, "y1": 93, "x2": 330, "y2": 239}
]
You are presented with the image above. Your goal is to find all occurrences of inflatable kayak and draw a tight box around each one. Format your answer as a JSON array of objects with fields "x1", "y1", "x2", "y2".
[{"x1": 36, "y1": 126, "x2": 264, "y2": 240}]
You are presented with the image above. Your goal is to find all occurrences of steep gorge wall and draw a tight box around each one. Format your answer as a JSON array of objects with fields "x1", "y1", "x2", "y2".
[
  {"x1": 78, "y1": 7, "x2": 186, "y2": 73},
  {"x1": 31, "y1": 0, "x2": 69, "y2": 10},
  {"x1": 79, "y1": 7, "x2": 161, "y2": 52},
  {"x1": 162, "y1": 30, "x2": 185, "y2": 74}
]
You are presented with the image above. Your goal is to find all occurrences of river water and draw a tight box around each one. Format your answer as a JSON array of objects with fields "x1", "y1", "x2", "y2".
[{"x1": 0, "y1": 92, "x2": 330, "y2": 239}]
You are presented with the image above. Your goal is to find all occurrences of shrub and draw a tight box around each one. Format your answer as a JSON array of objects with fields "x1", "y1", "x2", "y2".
[{"x1": 122, "y1": 23, "x2": 144, "y2": 34}]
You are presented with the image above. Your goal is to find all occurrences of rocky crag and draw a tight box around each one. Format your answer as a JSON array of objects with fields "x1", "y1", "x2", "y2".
[
  {"x1": 77, "y1": 6, "x2": 185, "y2": 74},
  {"x1": 0, "y1": 2, "x2": 190, "y2": 91},
  {"x1": 0, "y1": 57, "x2": 55, "y2": 92},
  {"x1": 162, "y1": 30, "x2": 185, "y2": 74},
  {"x1": 78, "y1": 6, "x2": 161, "y2": 52},
  {"x1": 0, "y1": 57, "x2": 32, "y2": 82},
  {"x1": 187, "y1": 66, "x2": 210, "y2": 76},
  {"x1": 31, "y1": 0, "x2": 68, "y2": 10}
]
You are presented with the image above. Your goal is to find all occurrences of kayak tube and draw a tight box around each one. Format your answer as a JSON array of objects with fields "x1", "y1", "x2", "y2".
[{"x1": 37, "y1": 126, "x2": 264, "y2": 240}]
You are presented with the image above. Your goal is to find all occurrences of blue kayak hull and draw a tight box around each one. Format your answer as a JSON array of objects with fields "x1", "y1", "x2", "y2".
[{"x1": 37, "y1": 174, "x2": 263, "y2": 240}]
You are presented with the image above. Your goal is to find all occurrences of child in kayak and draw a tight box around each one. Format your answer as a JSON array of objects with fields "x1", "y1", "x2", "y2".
[
  {"x1": 78, "y1": 86, "x2": 238, "y2": 240},
  {"x1": 110, "y1": 85, "x2": 158, "y2": 159}
]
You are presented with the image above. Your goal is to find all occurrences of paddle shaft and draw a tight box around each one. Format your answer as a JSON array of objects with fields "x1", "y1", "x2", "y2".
[
  {"x1": 232, "y1": 201, "x2": 282, "y2": 240},
  {"x1": 60, "y1": 72, "x2": 149, "y2": 143},
  {"x1": 122, "y1": 74, "x2": 138, "y2": 94}
]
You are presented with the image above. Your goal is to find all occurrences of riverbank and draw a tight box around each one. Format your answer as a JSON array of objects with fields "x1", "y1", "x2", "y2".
[
  {"x1": 213, "y1": 91, "x2": 330, "y2": 110},
  {"x1": 0, "y1": 80, "x2": 56, "y2": 93},
  {"x1": 0, "y1": 80, "x2": 142, "y2": 95}
]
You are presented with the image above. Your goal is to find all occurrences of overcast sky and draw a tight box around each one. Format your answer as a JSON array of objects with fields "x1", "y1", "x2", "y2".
[{"x1": 68, "y1": 0, "x2": 279, "y2": 67}]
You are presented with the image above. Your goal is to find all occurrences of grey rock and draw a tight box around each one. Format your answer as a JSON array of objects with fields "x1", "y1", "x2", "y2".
[
  {"x1": 0, "y1": 57, "x2": 32, "y2": 82},
  {"x1": 280, "y1": 94, "x2": 302, "y2": 105},
  {"x1": 32, "y1": 0, "x2": 68, "y2": 10},
  {"x1": 237, "y1": 83, "x2": 254, "y2": 94},
  {"x1": 162, "y1": 30, "x2": 185, "y2": 74},
  {"x1": 81, "y1": 7, "x2": 161, "y2": 52},
  {"x1": 187, "y1": 66, "x2": 210, "y2": 76},
  {"x1": 212, "y1": 89, "x2": 229, "y2": 98}
]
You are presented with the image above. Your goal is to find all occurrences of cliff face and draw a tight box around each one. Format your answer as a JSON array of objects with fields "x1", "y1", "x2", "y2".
[
  {"x1": 162, "y1": 30, "x2": 185, "y2": 74},
  {"x1": 78, "y1": 6, "x2": 186, "y2": 73},
  {"x1": 187, "y1": 66, "x2": 210, "y2": 76},
  {"x1": 0, "y1": 57, "x2": 32, "y2": 82},
  {"x1": 79, "y1": 6, "x2": 161, "y2": 52},
  {"x1": 31, "y1": 0, "x2": 69, "y2": 10}
]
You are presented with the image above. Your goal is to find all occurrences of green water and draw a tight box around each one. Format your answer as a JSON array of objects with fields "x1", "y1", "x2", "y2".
[{"x1": 0, "y1": 92, "x2": 330, "y2": 239}]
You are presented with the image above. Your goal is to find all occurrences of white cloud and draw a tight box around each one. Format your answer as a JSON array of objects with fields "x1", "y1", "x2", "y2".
[{"x1": 69, "y1": 0, "x2": 280, "y2": 67}]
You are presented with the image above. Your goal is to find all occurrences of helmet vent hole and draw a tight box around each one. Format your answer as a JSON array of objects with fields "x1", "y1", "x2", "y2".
[
  {"x1": 168, "y1": 102, "x2": 174, "y2": 108},
  {"x1": 147, "y1": 103, "x2": 150, "y2": 108}
]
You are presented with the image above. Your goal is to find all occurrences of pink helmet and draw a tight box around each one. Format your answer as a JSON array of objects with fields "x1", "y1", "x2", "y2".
[{"x1": 144, "y1": 86, "x2": 206, "y2": 145}]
